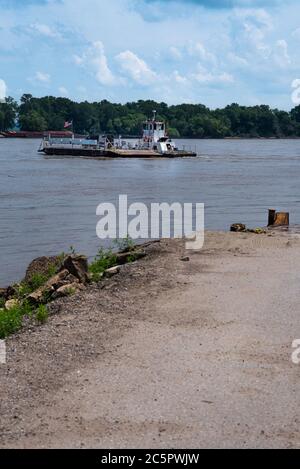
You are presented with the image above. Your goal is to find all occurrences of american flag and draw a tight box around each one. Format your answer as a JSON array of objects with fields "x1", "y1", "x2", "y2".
[{"x1": 64, "y1": 120, "x2": 73, "y2": 128}]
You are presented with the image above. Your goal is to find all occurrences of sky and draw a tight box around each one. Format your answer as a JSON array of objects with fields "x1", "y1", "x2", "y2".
[{"x1": 0, "y1": 0, "x2": 300, "y2": 108}]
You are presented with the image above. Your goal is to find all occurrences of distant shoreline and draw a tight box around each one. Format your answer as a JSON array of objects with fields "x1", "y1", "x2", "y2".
[{"x1": 1, "y1": 134, "x2": 300, "y2": 140}]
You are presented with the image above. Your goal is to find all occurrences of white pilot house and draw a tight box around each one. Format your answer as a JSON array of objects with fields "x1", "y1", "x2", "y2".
[{"x1": 142, "y1": 111, "x2": 176, "y2": 153}]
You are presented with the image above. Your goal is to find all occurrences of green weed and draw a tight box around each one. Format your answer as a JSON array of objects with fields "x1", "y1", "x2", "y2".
[
  {"x1": 0, "y1": 301, "x2": 34, "y2": 339},
  {"x1": 89, "y1": 248, "x2": 117, "y2": 282},
  {"x1": 113, "y1": 235, "x2": 135, "y2": 252},
  {"x1": 35, "y1": 304, "x2": 48, "y2": 324}
]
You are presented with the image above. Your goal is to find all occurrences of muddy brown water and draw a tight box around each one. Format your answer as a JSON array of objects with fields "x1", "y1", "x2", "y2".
[{"x1": 1, "y1": 138, "x2": 300, "y2": 285}]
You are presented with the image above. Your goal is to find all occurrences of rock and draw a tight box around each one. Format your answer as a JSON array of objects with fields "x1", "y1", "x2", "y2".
[
  {"x1": 49, "y1": 271, "x2": 79, "y2": 290},
  {"x1": 45, "y1": 269, "x2": 69, "y2": 289},
  {"x1": 105, "y1": 266, "x2": 121, "y2": 277},
  {"x1": 44, "y1": 274, "x2": 79, "y2": 291},
  {"x1": 27, "y1": 269, "x2": 69, "y2": 304},
  {"x1": 52, "y1": 283, "x2": 81, "y2": 299},
  {"x1": 5, "y1": 285, "x2": 18, "y2": 300},
  {"x1": 62, "y1": 255, "x2": 89, "y2": 284},
  {"x1": 5, "y1": 299, "x2": 19, "y2": 310},
  {"x1": 28, "y1": 287, "x2": 53, "y2": 305},
  {"x1": 24, "y1": 256, "x2": 60, "y2": 283},
  {"x1": 115, "y1": 250, "x2": 146, "y2": 265},
  {"x1": 180, "y1": 256, "x2": 190, "y2": 262},
  {"x1": 230, "y1": 223, "x2": 246, "y2": 232},
  {"x1": 65, "y1": 273, "x2": 80, "y2": 284}
]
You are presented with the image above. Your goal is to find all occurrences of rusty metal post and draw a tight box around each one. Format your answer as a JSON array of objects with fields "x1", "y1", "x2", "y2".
[
  {"x1": 268, "y1": 209, "x2": 276, "y2": 226},
  {"x1": 274, "y1": 212, "x2": 289, "y2": 226}
]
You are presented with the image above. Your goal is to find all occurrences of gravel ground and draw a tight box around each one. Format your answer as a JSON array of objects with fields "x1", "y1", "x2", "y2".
[{"x1": 1, "y1": 231, "x2": 300, "y2": 448}]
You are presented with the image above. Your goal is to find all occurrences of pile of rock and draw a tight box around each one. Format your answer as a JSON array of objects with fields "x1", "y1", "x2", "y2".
[
  {"x1": 0, "y1": 255, "x2": 90, "y2": 308},
  {"x1": 24, "y1": 256, "x2": 59, "y2": 284},
  {"x1": 28, "y1": 255, "x2": 89, "y2": 304},
  {"x1": 0, "y1": 247, "x2": 148, "y2": 311}
]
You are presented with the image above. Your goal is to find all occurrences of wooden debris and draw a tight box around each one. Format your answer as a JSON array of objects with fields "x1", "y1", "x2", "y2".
[{"x1": 268, "y1": 209, "x2": 289, "y2": 226}]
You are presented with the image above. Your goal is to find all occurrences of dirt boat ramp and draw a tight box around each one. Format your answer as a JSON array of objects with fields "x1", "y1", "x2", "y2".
[{"x1": 1, "y1": 231, "x2": 300, "y2": 449}]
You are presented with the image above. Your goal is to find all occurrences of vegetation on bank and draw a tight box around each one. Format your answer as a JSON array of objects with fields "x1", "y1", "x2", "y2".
[
  {"x1": 0, "y1": 261, "x2": 59, "y2": 338},
  {"x1": 89, "y1": 248, "x2": 117, "y2": 282},
  {"x1": 1, "y1": 94, "x2": 300, "y2": 138},
  {"x1": 0, "y1": 301, "x2": 49, "y2": 339},
  {"x1": 0, "y1": 238, "x2": 140, "y2": 338}
]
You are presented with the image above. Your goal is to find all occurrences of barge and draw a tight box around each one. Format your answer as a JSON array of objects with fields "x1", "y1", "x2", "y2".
[
  {"x1": 1, "y1": 130, "x2": 75, "y2": 139},
  {"x1": 39, "y1": 112, "x2": 197, "y2": 158}
]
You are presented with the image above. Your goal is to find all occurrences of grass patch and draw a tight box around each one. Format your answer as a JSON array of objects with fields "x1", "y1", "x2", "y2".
[
  {"x1": 47, "y1": 263, "x2": 58, "y2": 278},
  {"x1": 0, "y1": 301, "x2": 33, "y2": 339},
  {"x1": 35, "y1": 304, "x2": 48, "y2": 324},
  {"x1": 113, "y1": 235, "x2": 135, "y2": 252},
  {"x1": 15, "y1": 263, "x2": 60, "y2": 300},
  {"x1": 89, "y1": 248, "x2": 117, "y2": 282},
  {"x1": 89, "y1": 239, "x2": 138, "y2": 282},
  {"x1": 29, "y1": 272, "x2": 48, "y2": 291},
  {"x1": 15, "y1": 274, "x2": 47, "y2": 299},
  {"x1": 0, "y1": 255, "x2": 75, "y2": 338},
  {"x1": 0, "y1": 300, "x2": 50, "y2": 338},
  {"x1": 57, "y1": 252, "x2": 66, "y2": 265},
  {"x1": 65, "y1": 287, "x2": 76, "y2": 296},
  {"x1": 126, "y1": 253, "x2": 138, "y2": 263}
]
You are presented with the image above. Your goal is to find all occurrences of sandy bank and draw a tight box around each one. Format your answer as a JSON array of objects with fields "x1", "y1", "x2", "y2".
[{"x1": 1, "y1": 230, "x2": 300, "y2": 449}]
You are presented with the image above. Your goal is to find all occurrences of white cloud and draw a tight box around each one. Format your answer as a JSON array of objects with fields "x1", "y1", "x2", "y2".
[
  {"x1": 218, "y1": 72, "x2": 234, "y2": 83},
  {"x1": 0, "y1": 79, "x2": 7, "y2": 101},
  {"x1": 1, "y1": 0, "x2": 299, "y2": 107},
  {"x1": 231, "y1": 9, "x2": 273, "y2": 59},
  {"x1": 274, "y1": 39, "x2": 291, "y2": 67},
  {"x1": 292, "y1": 28, "x2": 300, "y2": 40},
  {"x1": 228, "y1": 52, "x2": 249, "y2": 67},
  {"x1": 173, "y1": 70, "x2": 188, "y2": 84},
  {"x1": 229, "y1": 9, "x2": 293, "y2": 74},
  {"x1": 116, "y1": 50, "x2": 157, "y2": 85},
  {"x1": 30, "y1": 23, "x2": 60, "y2": 39},
  {"x1": 187, "y1": 41, "x2": 217, "y2": 65},
  {"x1": 292, "y1": 78, "x2": 300, "y2": 88},
  {"x1": 74, "y1": 41, "x2": 116, "y2": 86},
  {"x1": 192, "y1": 65, "x2": 234, "y2": 84},
  {"x1": 58, "y1": 86, "x2": 68, "y2": 96},
  {"x1": 35, "y1": 71, "x2": 51, "y2": 83},
  {"x1": 169, "y1": 46, "x2": 182, "y2": 60},
  {"x1": 73, "y1": 54, "x2": 83, "y2": 65}
]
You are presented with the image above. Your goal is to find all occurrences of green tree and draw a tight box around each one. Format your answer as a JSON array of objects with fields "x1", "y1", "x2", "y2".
[
  {"x1": 168, "y1": 127, "x2": 180, "y2": 138},
  {"x1": 10, "y1": 94, "x2": 300, "y2": 138},
  {"x1": 291, "y1": 105, "x2": 300, "y2": 123},
  {"x1": 19, "y1": 110, "x2": 47, "y2": 131},
  {"x1": 0, "y1": 97, "x2": 18, "y2": 131}
]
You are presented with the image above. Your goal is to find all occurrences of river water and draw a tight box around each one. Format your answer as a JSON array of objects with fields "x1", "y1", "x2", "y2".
[{"x1": 1, "y1": 138, "x2": 300, "y2": 285}]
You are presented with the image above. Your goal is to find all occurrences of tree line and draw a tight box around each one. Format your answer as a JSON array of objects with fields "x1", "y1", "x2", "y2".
[{"x1": 1, "y1": 93, "x2": 300, "y2": 138}]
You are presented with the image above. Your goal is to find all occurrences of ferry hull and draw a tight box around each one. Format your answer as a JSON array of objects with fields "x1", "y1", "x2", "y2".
[{"x1": 41, "y1": 147, "x2": 197, "y2": 158}]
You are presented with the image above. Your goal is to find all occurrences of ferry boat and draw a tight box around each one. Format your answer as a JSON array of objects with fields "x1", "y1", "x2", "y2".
[{"x1": 39, "y1": 112, "x2": 197, "y2": 158}]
